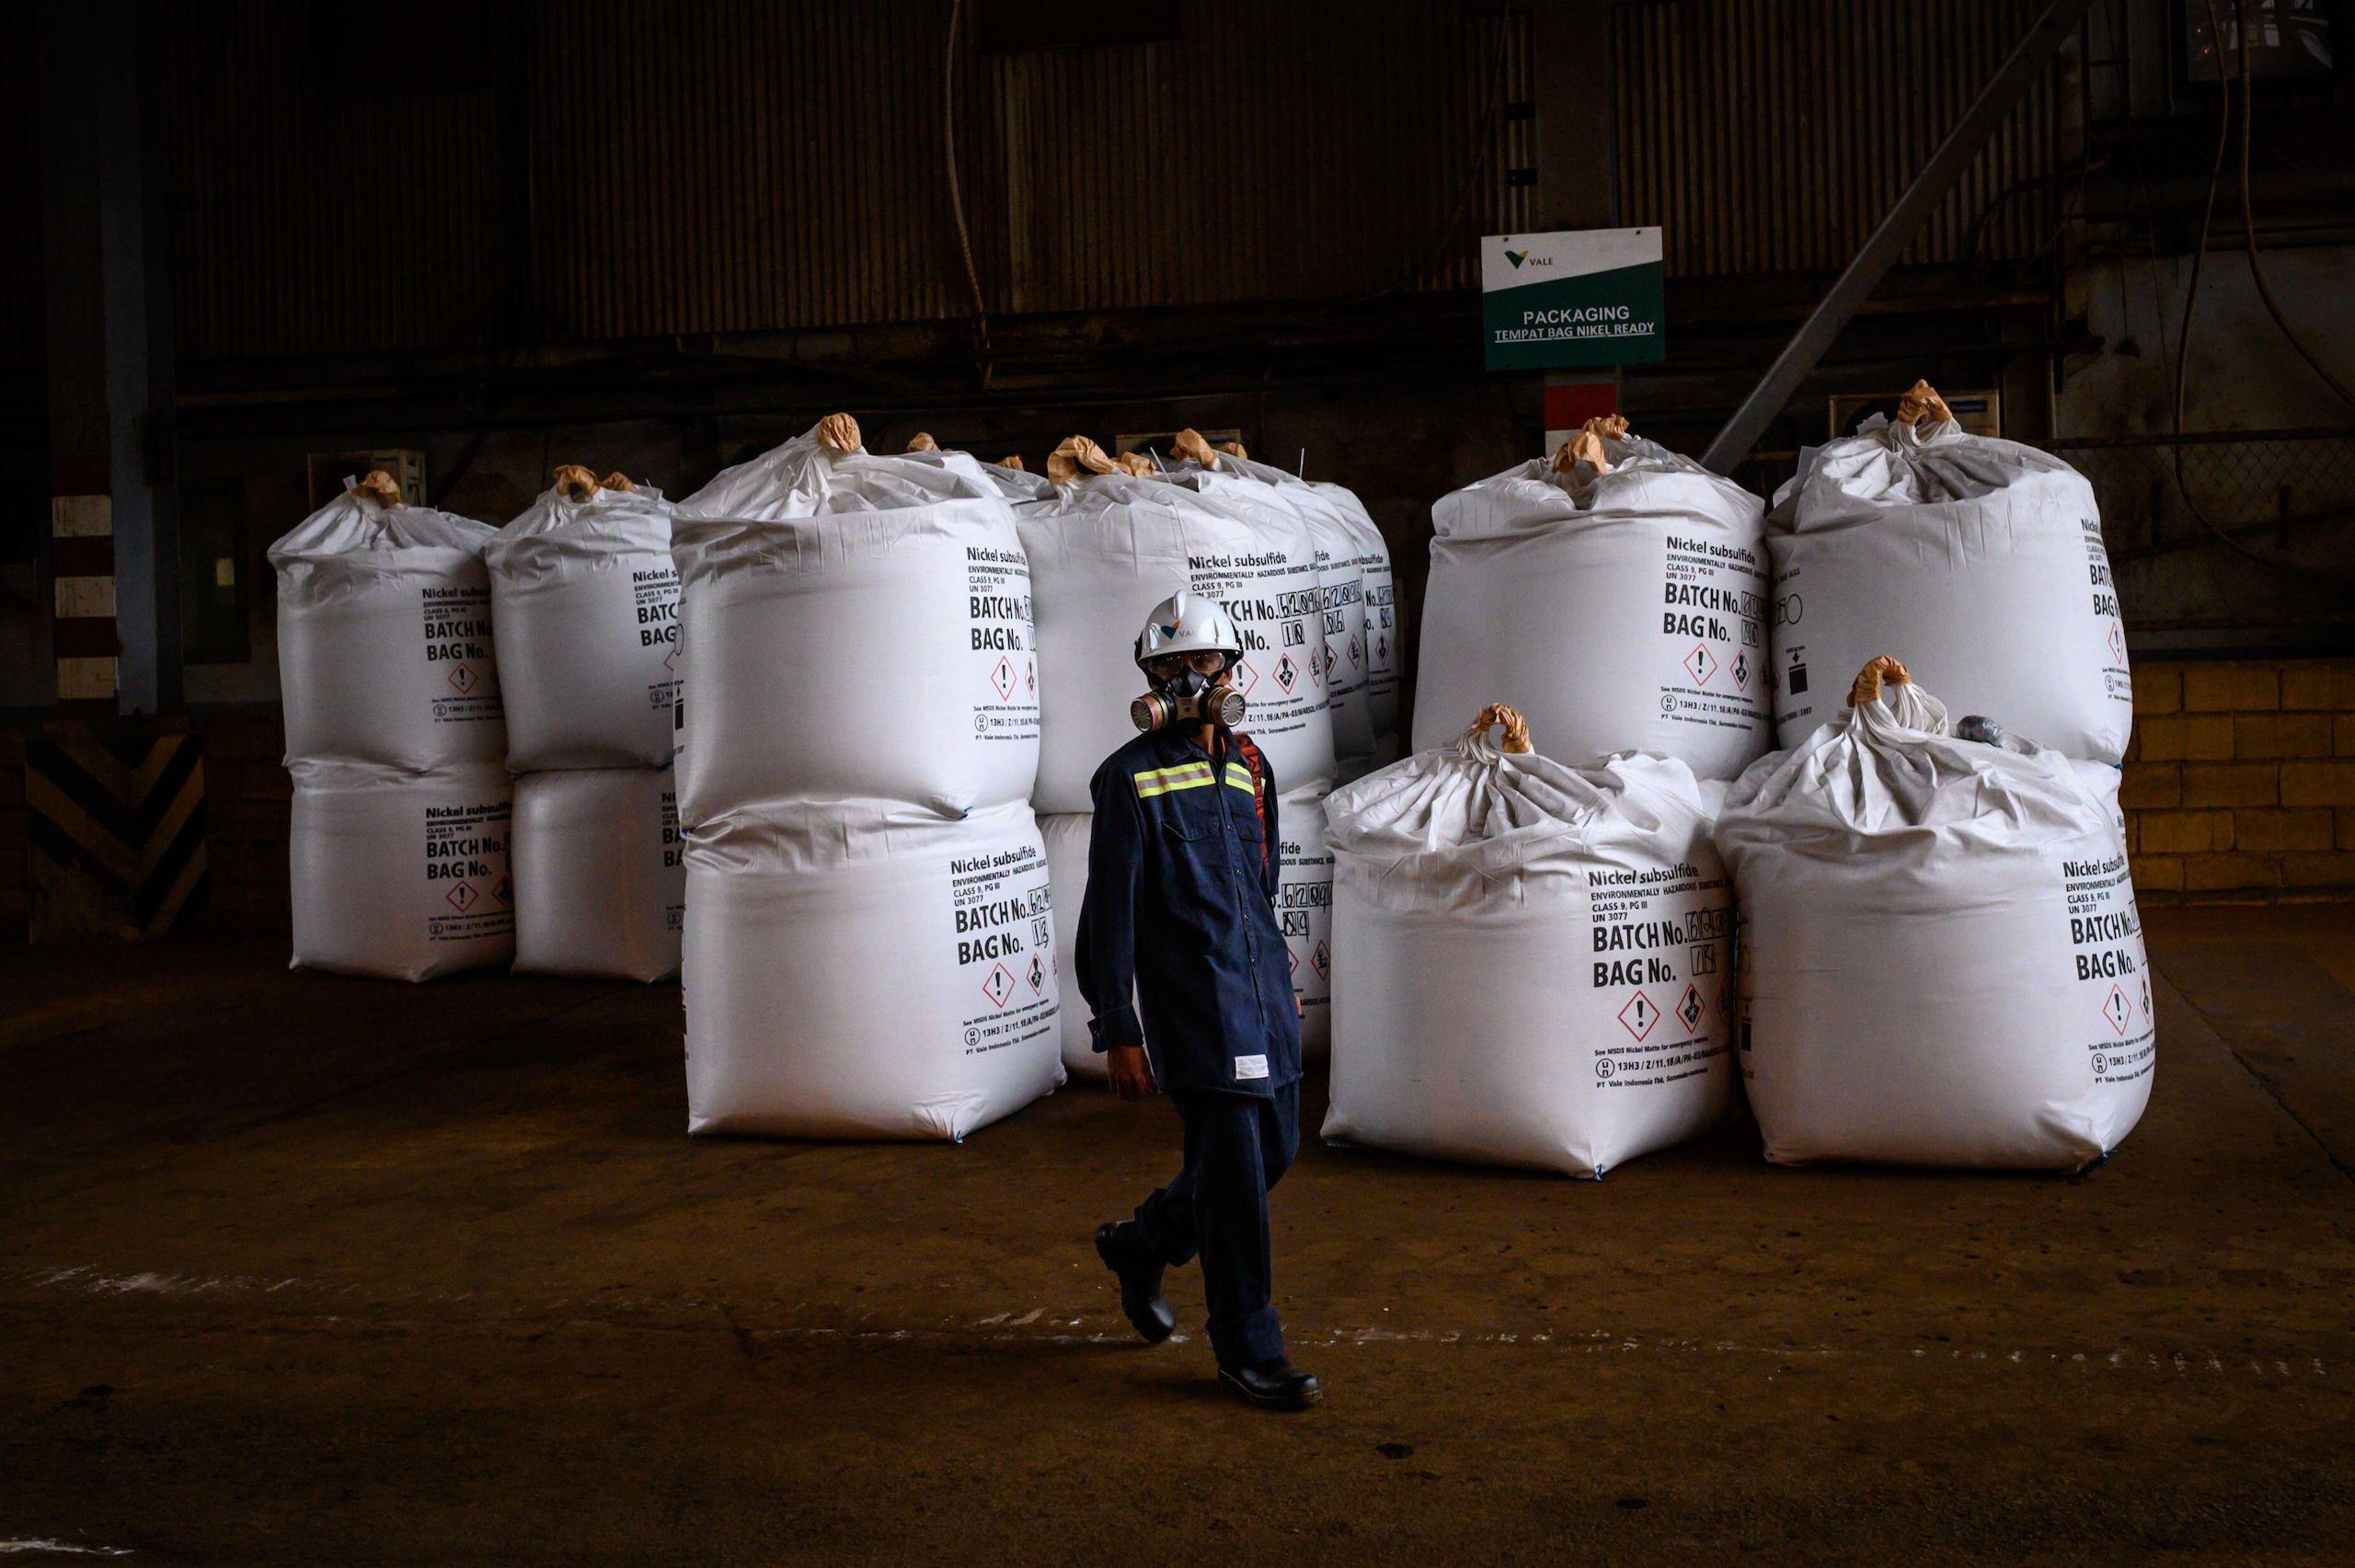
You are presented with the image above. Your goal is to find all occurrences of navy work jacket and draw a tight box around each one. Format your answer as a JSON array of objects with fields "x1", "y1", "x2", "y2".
[{"x1": 1075, "y1": 726, "x2": 1303, "y2": 1099}]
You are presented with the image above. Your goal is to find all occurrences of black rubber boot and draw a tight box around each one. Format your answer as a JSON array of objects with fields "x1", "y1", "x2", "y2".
[
  {"x1": 1218, "y1": 1358, "x2": 1322, "y2": 1412},
  {"x1": 1094, "y1": 1221, "x2": 1176, "y2": 1345}
]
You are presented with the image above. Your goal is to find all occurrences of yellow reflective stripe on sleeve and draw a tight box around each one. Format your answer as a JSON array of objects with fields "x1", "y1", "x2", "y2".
[
  {"x1": 1223, "y1": 763, "x2": 1255, "y2": 793},
  {"x1": 1132, "y1": 761, "x2": 1217, "y2": 798}
]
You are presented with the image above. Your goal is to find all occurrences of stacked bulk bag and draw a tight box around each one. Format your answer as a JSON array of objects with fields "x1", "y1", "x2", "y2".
[
  {"x1": 1017, "y1": 435, "x2": 1336, "y2": 813},
  {"x1": 486, "y1": 467, "x2": 679, "y2": 771},
  {"x1": 1768, "y1": 382, "x2": 2131, "y2": 761},
  {"x1": 488, "y1": 467, "x2": 685, "y2": 979},
  {"x1": 1189, "y1": 433, "x2": 1376, "y2": 774},
  {"x1": 510, "y1": 767, "x2": 684, "y2": 983},
  {"x1": 684, "y1": 801, "x2": 1059, "y2": 1139},
  {"x1": 1416, "y1": 417, "x2": 1771, "y2": 782},
  {"x1": 1716, "y1": 658, "x2": 2154, "y2": 1170},
  {"x1": 272, "y1": 471, "x2": 513, "y2": 979},
  {"x1": 1314, "y1": 481, "x2": 1402, "y2": 761},
  {"x1": 674, "y1": 415, "x2": 1041, "y2": 821},
  {"x1": 1322, "y1": 705, "x2": 1736, "y2": 1177},
  {"x1": 673, "y1": 415, "x2": 1062, "y2": 1139}
]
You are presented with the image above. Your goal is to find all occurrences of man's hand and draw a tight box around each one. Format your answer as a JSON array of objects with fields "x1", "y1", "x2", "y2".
[{"x1": 1106, "y1": 1043, "x2": 1157, "y2": 1102}]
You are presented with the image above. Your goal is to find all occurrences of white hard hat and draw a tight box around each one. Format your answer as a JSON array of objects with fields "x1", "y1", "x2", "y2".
[{"x1": 1134, "y1": 590, "x2": 1243, "y2": 671}]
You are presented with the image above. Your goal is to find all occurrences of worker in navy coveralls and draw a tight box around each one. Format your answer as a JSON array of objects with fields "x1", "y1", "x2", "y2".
[{"x1": 1080, "y1": 589, "x2": 1319, "y2": 1412}]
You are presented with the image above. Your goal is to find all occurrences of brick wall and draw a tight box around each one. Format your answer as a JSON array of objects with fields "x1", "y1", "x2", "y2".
[{"x1": 2124, "y1": 659, "x2": 2355, "y2": 897}]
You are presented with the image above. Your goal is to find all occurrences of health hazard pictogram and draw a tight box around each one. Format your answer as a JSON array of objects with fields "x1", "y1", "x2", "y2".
[
  {"x1": 1730, "y1": 649, "x2": 1751, "y2": 690},
  {"x1": 1024, "y1": 658, "x2": 1038, "y2": 695},
  {"x1": 1375, "y1": 634, "x2": 1390, "y2": 661},
  {"x1": 1617, "y1": 990, "x2": 1659, "y2": 1042},
  {"x1": 447, "y1": 663, "x2": 477, "y2": 695},
  {"x1": 2102, "y1": 982, "x2": 2131, "y2": 1036},
  {"x1": 1025, "y1": 953, "x2": 1047, "y2": 999},
  {"x1": 1683, "y1": 645, "x2": 1717, "y2": 687},
  {"x1": 1274, "y1": 654, "x2": 1299, "y2": 695},
  {"x1": 1674, "y1": 982, "x2": 1705, "y2": 1033},
  {"x1": 445, "y1": 880, "x2": 478, "y2": 913},
  {"x1": 982, "y1": 961, "x2": 1016, "y2": 1010},
  {"x1": 989, "y1": 656, "x2": 1016, "y2": 702},
  {"x1": 1348, "y1": 635, "x2": 1361, "y2": 666},
  {"x1": 1313, "y1": 939, "x2": 1330, "y2": 980},
  {"x1": 490, "y1": 874, "x2": 511, "y2": 906}
]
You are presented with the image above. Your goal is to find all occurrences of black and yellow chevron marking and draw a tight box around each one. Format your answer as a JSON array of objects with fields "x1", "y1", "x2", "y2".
[{"x1": 25, "y1": 725, "x2": 209, "y2": 940}]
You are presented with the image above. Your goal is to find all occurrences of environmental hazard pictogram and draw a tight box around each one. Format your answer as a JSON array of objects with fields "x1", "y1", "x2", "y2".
[
  {"x1": 1618, "y1": 990, "x2": 1659, "y2": 1042},
  {"x1": 1730, "y1": 649, "x2": 1751, "y2": 690},
  {"x1": 989, "y1": 656, "x2": 1016, "y2": 701},
  {"x1": 1025, "y1": 953, "x2": 1047, "y2": 999},
  {"x1": 1274, "y1": 655, "x2": 1299, "y2": 695},
  {"x1": 447, "y1": 664, "x2": 478, "y2": 695},
  {"x1": 1683, "y1": 645, "x2": 1717, "y2": 688},
  {"x1": 2102, "y1": 982, "x2": 2131, "y2": 1036},
  {"x1": 982, "y1": 961, "x2": 1016, "y2": 1009},
  {"x1": 445, "y1": 880, "x2": 478, "y2": 913},
  {"x1": 1674, "y1": 982, "x2": 1705, "y2": 1033}
]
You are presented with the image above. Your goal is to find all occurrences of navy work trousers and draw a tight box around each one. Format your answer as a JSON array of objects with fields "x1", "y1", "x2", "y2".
[{"x1": 1132, "y1": 1082, "x2": 1302, "y2": 1370}]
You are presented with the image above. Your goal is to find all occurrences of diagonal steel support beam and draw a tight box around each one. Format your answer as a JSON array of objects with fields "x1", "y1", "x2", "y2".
[{"x1": 1701, "y1": 0, "x2": 2096, "y2": 475}]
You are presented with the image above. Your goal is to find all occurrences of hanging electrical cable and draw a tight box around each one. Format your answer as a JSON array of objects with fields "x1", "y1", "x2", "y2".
[
  {"x1": 943, "y1": 0, "x2": 994, "y2": 389},
  {"x1": 2165, "y1": 0, "x2": 2351, "y2": 580}
]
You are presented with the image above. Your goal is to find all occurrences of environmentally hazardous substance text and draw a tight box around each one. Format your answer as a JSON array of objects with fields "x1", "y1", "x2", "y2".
[
  {"x1": 967, "y1": 548, "x2": 1041, "y2": 742},
  {"x1": 949, "y1": 842, "x2": 1058, "y2": 1058},
  {"x1": 423, "y1": 798, "x2": 513, "y2": 944},
  {"x1": 2062, "y1": 852, "x2": 2154, "y2": 1087},
  {"x1": 421, "y1": 585, "x2": 502, "y2": 726},
  {"x1": 1586, "y1": 861, "x2": 1734, "y2": 1090}
]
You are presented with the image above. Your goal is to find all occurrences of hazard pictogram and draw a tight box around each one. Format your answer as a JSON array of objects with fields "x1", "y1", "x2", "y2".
[
  {"x1": 2102, "y1": 982, "x2": 2131, "y2": 1036},
  {"x1": 982, "y1": 962, "x2": 1016, "y2": 1009},
  {"x1": 445, "y1": 880, "x2": 478, "y2": 913},
  {"x1": 661, "y1": 646, "x2": 678, "y2": 671},
  {"x1": 490, "y1": 875, "x2": 511, "y2": 906},
  {"x1": 1347, "y1": 635, "x2": 1361, "y2": 666},
  {"x1": 1287, "y1": 948, "x2": 1299, "y2": 977},
  {"x1": 1618, "y1": 990, "x2": 1659, "y2": 1042},
  {"x1": 1025, "y1": 658, "x2": 1038, "y2": 695},
  {"x1": 1730, "y1": 649, "x2": 1751, "y2": 690},
  {"x1": 1233, "y1": 659, "x2": 1260, "y2": 696},
  {"x1": 1025, "y1": 953, "x2": 1047, "y2": 999},
  {"x1": 1313, "y1": 939, "x2": 1330, "y2": 980},
  {"x1": 989, "y1": 656, "x2": 1016, "y2": 701},
  {"x1": 447, "y1": 664, "x2": 477, "y2": 695},
  {"x1": 1674, "y1": 982, "x2": 1705, "y2": 1033},
  {"x1": 1683, "y1": 645, "x2": 1717, "y2": 687},
  {"x1": 2108, "y1": 621, "x2": 2126, "y2": 662},
  {"x1": 1274, "y1": 654, "x2": 1299, "y2": 694},
  {"x1": 1375, "y1": 634, "x2": 1389, "y2": 660},
  {"x1": 1717, "y1": 983, "x2": 1733, "y2": 1021}
]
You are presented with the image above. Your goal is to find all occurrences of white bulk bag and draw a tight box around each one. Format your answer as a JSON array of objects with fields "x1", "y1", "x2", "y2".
[
  {"x1": 288, "y1": 760, "x2": 514, "y2": 980},
  {"x1": 511, "y1": 767, "x2": 684, "y2": 981},
  {"x1": 672, "y1": 417, "x2": 1041, "y2": 820},
  {"x1": 1201, "y1": 441, "x2": 1374, "y2": 769},
  {"x1": 900, "y1": 432, "x2": 1056, "y2": 503},
  {"x1": 1315, "y1": 482, "x2": 1401, "y2": 754},
  {"x1": 1276, "y1": 784, "x2": 1335, "y2": 1062},
  {"x1": 1415, "y1": 419, "x2": 1770, "y2": 781},
  {"x1": 1322, "y1": 706, "x2": 1736, "y2": 1177},
  {"x1": 683, "y1": 799, "x2": 1064, "y2": 1139},
  {"x1": 270, "y1": 473, "x2": 504, "y2": 770},
  {"x1": 1017, "y1": 460, "x2": 1336, "y2": 813},
  {"x1": 1769, "y1": 383, "x2": 2131, "y2": 761},
  {"x1": 485, "y1": 468, "x2": 680, "y2": 770},
  {"x1": 1041, "y1": 809, "x2": 1109, "y2": 1081},
  {"x1": 1715, "y1": 658, "x2": 2154, "y2": 1170}
]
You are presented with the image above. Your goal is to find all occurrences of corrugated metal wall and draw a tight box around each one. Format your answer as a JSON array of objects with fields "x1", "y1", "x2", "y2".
[
  {"x1": 141, "y1": 1, "x2": 2059, "y2": 361},
  {"x1": 1614, "y1": 0, "x2": 2058, "y2": 275}
]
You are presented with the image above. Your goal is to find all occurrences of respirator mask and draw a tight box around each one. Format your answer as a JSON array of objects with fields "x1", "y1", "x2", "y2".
[{"x1": 1132, "y1": 658, "x2": 1247, "y2": 733}]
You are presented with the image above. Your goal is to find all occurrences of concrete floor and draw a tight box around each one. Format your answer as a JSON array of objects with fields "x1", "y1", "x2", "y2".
[{"x1": 4, "y1": 905, "x2": 2354, "y2": 1563}]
